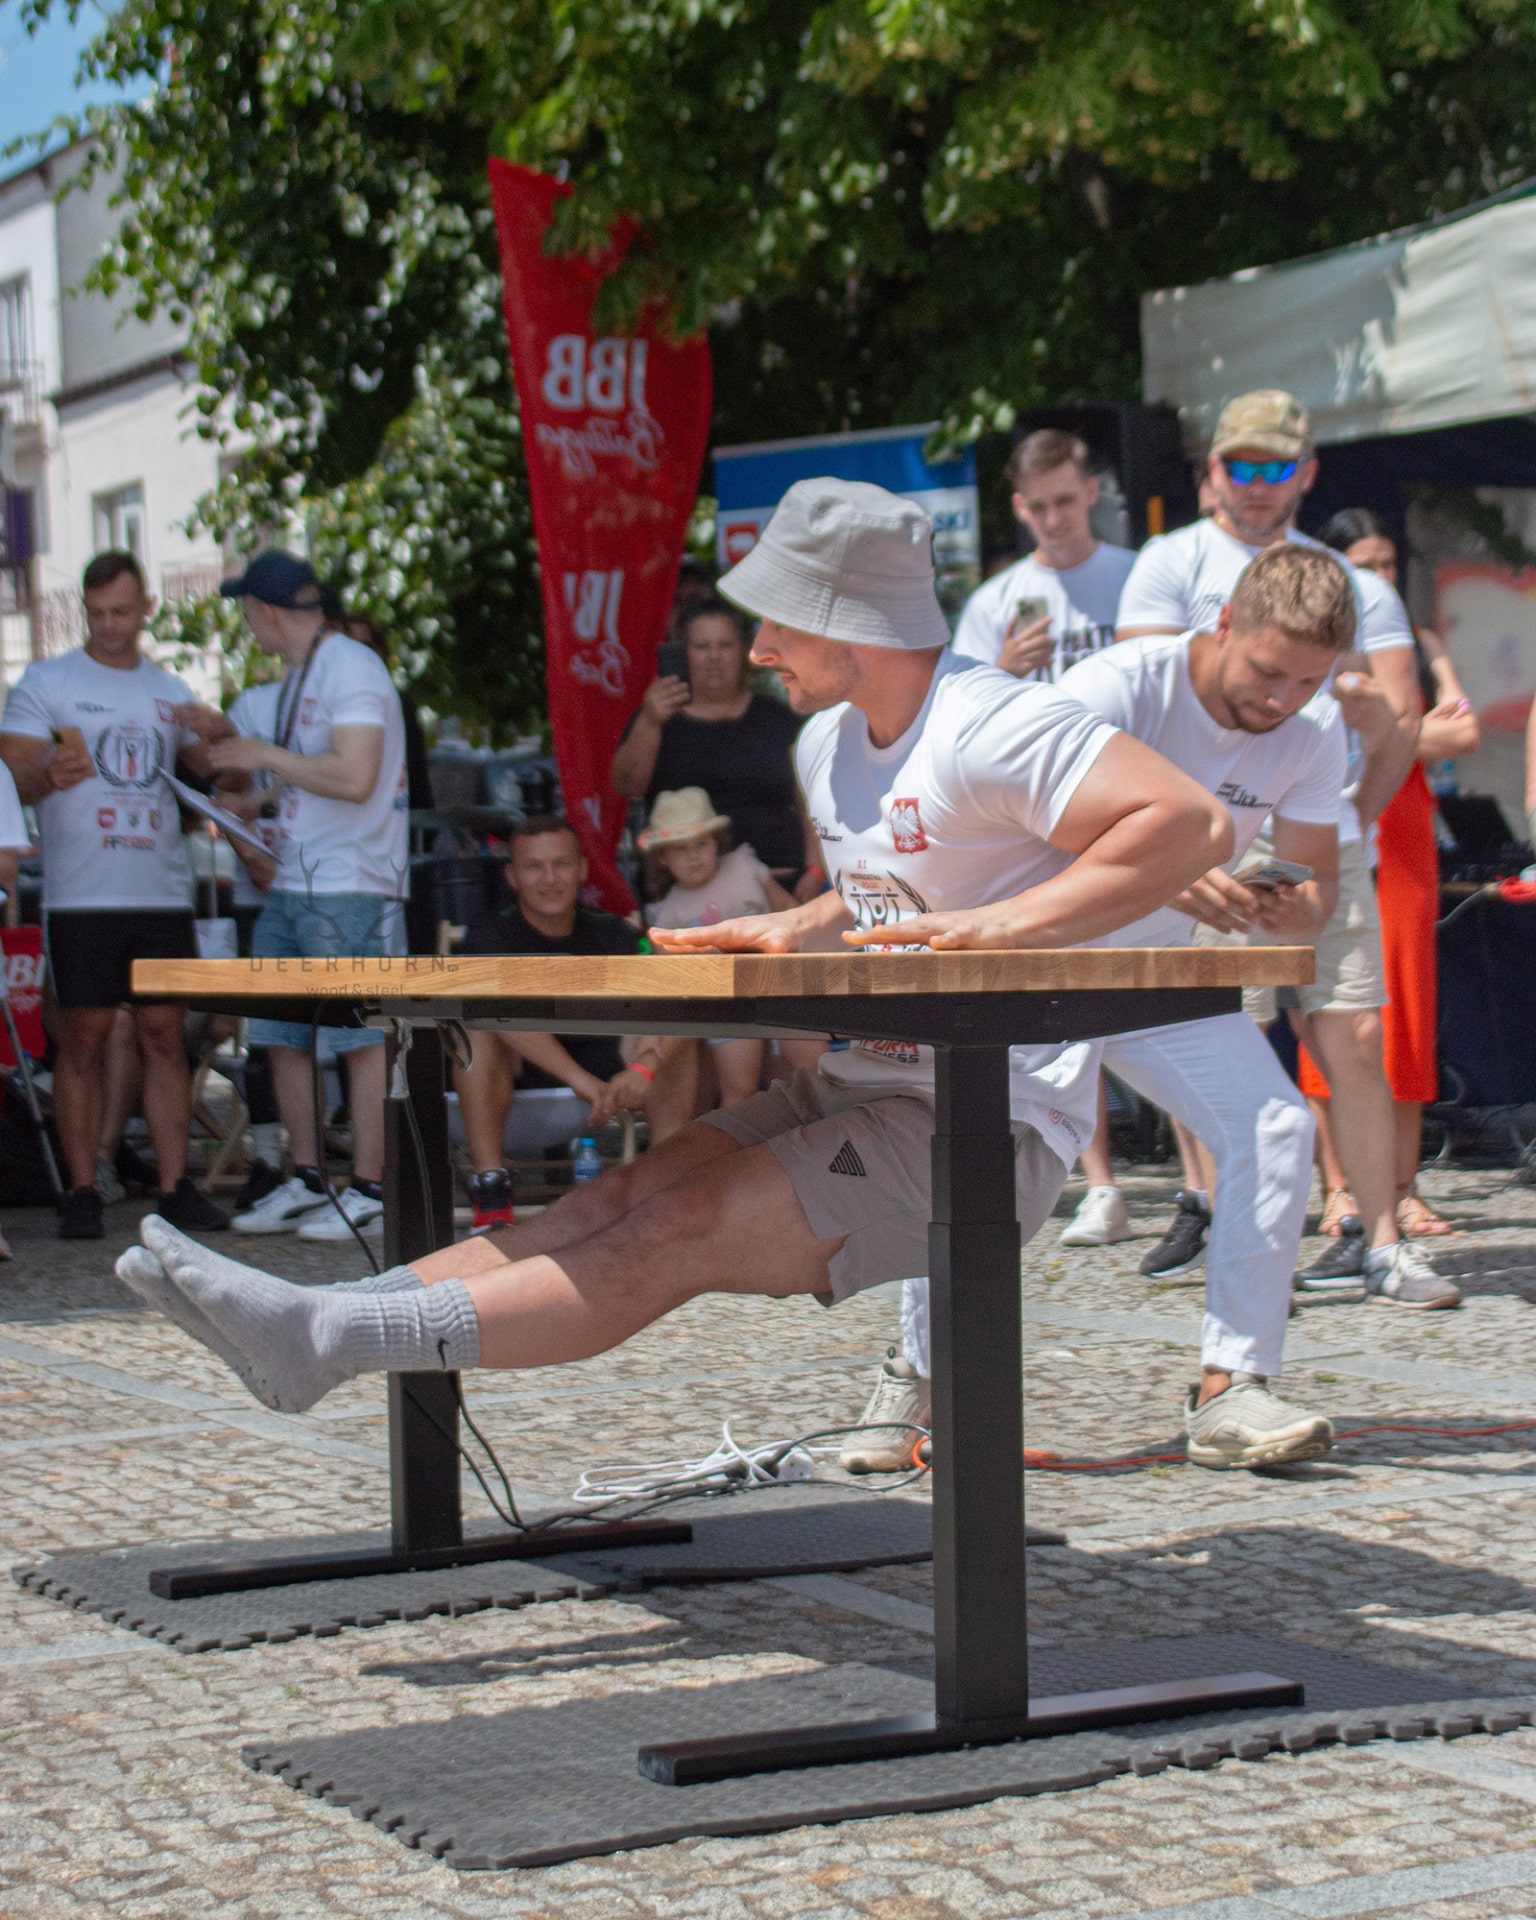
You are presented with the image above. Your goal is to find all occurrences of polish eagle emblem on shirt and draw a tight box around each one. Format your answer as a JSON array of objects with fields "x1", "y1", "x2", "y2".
[{"x1": 889, "y1": 798, "x2": 927, "y2": 854}]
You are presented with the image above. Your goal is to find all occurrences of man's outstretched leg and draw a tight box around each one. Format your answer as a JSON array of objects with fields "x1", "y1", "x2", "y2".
[{"x1": 126, "y1": 1137, "x2": 842, "y2": 1413}]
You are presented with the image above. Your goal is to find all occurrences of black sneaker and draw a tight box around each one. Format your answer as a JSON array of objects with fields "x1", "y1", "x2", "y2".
[
  {"x1": 58, "y1": 1185, "x2": 103, "y2": 1240},
  {"x1": 1295, "y1": 1215, "x2": 1367, "y2": 1298},
  {"x1": 233, "y1": 1158, "x2": 285, "y2": 1212},
  {"x1": 1139, "y1": 1190, "x2": 1211, "y2": 1278},
  {"x1": 468, "y1": 1167, "x2": 515, "y2": 1234},
  {"x1": 155, "y1": 1175, "x2": 231, "y2": 1233}
]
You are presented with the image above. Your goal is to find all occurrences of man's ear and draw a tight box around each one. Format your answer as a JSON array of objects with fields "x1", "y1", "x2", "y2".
[{"x1": 1083, "y1": 475, "x2": 1100, "y2": 509}]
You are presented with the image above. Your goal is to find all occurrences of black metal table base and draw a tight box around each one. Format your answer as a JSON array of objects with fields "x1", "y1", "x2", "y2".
[
  {"x1": 639, "y1": 1672, "x2": 1305, "y2": 1785},
  {"x1": 149, "y1": 1520, "x2": 693, "y2": 1601}
]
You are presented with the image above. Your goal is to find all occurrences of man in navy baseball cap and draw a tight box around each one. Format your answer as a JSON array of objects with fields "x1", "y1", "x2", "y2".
[{"x1": 219, "y1": 550, "x2": 323, "y2": 609}]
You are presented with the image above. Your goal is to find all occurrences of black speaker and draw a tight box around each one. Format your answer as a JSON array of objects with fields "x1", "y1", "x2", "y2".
[{"x1": 1010, "y1": 403, "x2": 1197, "y2": 547}]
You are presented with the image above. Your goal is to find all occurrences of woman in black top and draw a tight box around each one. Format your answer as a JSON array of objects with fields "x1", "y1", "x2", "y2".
[{"x1": 611, "y1": 598, "x2": 823, "y2": 897}]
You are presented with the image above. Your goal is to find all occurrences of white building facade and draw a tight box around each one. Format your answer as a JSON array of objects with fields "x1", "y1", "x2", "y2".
[{"x1": 0, "y1": 139, "x2": 225, "y2": 692}]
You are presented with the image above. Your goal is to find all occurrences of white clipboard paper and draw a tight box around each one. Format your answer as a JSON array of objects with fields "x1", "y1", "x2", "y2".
[{"x1": 164, "y1": 773, "x2": 272, "y2": 855}]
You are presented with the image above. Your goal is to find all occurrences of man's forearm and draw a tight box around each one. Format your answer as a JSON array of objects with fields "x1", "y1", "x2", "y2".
[
  {"x1": 1351, "y1": 717, "x2": 1419, "y2": 828},
  {"x1": 511, "y1": 1032, "x2": 596, "y2": 1090},
  {"x1": 264, "y1": 744, "x2": 379, "y2": 804},
  {"x1": 988, "y1": 799, "x2": 1233, "y2": 948}
]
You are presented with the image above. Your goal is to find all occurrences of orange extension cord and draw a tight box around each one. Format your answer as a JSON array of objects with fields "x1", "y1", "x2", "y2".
[{"x1": 912, "y1": 1419, "x2": 1536, "y2": 1474}]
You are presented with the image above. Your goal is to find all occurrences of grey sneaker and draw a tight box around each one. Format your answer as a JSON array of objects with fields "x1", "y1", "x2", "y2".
[
  {"x1": 1295, "y1": 1215, "x2": 1367, "y2": 1299},
  {"x1": 1364, "y1": 1241, "x2": 1462, "y2": 1310},
  {"x1": 840, "y1": 1349, "x2": 931, "y2": 1473},
  {"x1": 1184, "y1": 1374, "x2": 1334, "y2": 1470}
]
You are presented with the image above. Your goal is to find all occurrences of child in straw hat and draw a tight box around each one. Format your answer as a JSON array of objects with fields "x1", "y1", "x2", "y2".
[{"x1": 639, "y1": 788, "x2": 817, "y2": 1101}]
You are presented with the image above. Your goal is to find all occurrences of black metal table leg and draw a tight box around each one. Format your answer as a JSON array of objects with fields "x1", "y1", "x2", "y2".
[
  {"x1": 637, "y1": 1042, "x2": 1302, "y2": 1784},
  {"x1": 150, "y1": 1024, "x2": 689, "y2": 1604}
]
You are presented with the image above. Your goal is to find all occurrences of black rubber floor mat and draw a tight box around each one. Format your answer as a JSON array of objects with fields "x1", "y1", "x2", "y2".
[
  {"x1": 11, "y1": 1489, "x2": 1004, "y2": 1652},
  {"x1": 243, "y1": 1631, "x2": 1531, "y2": 1868}
]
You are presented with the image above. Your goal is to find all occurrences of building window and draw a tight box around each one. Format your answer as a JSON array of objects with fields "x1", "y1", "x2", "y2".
[
  {"x1": 0, "y1": 276, "x2": 34, "y2": 386},
  {"x1": 93, "y1": 483, "x2": 146, "y2": 559}
]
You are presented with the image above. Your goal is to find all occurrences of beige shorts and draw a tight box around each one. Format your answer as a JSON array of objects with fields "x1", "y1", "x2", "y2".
[
  {"x1": 699, "y1": 1069, "x2": 1066, "y2": 1303},
  {"x1": 1194, "y1": 834, "x2": 1385, "y2": 1021}
]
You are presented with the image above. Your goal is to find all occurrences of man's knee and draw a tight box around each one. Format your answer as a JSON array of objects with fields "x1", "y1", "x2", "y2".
[{"x1": 135, "y1": 1007, "x2": 188, "y2": 1061}]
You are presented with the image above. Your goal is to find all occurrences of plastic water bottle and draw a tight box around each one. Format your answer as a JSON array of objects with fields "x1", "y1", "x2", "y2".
[{"x1": 572, "y1": 1137, "x2": 603, "y2": 1185}]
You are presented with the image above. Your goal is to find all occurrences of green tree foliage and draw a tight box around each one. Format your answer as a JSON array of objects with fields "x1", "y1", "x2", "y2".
[{"x1": 26, "y1": 0, "x2": 1536, "y2": 721}]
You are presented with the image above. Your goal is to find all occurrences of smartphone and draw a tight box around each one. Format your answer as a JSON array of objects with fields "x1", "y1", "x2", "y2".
[
  {"x1": 1235, "y1": 857, "x2": 1314, "y2": 891},
  {"x1": 656, "y1": 641, "x2": 691, "y2": 690},
  {"x1": 52, "y1": 725, "x2": 87, "y2": 757},
  {"x1": 1014, "y1": 595, "x2": 1050, "y2": 629}
]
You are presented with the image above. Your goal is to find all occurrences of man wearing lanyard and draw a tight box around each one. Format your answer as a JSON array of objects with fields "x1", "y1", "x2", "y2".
[{"x1": 185, "y1": 552, "x2": 408, "y2": 1240}]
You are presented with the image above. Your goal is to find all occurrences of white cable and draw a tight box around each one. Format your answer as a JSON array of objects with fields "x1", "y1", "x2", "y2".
[{"x1": 572, "y1": 1420, "x2": 824, "y2": 1506}]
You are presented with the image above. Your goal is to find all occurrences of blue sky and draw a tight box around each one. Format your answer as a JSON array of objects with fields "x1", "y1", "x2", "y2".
[{"x1": 0, "y1": 3, "x2": 145, "y2": 153}]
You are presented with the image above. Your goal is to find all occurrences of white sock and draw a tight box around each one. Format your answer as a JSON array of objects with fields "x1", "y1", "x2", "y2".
[
  {"x1": 140, "y1": 1217, "x2": 479, "y2": 1413},
  {"x1": 332, "y1": 1264, "x2": 424, "y2": 1294},
  {"x1": 901, "y1": 1274, "x2": 931, "y2": 1378},
  {"x1": 1187, "y1": 1189, "x2": 1210, "y2": 1211},
  {"x1": 115, "y1": 1246, "x2": 284, "y2": 1411},
  {"x1": 1364, "y1": 1241, "x2": 1400, "y2": 1274},
  {"x1": 249, "y1": 1123, "x2": 284, "y2": 1165}
]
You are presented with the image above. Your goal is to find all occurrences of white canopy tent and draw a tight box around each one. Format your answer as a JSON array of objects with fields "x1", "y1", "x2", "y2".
[{"x1": 1142, "y1": 181, "x2": 1536, "y2": 450}]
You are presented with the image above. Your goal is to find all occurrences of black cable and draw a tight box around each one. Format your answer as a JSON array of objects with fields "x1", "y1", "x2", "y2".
[{"x1": 309, "y1": 1014, "x2": 380, "y2": 1273}]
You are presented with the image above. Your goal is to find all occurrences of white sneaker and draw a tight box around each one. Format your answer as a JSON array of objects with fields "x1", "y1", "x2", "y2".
[
  {"x1": 231, "y1": 1176, "x2": 330, "y2": 1234},
  {"x1": 296, "y1": 1186, "x2": 385, "y2": 1241},
  {"x1": 1184, "y1": 1374, "x2": 1333, "y2": 1471},
  {"x1": 839, "y1": 1349, "x2": 931, "y2": 1473},
  {"x1": 1059, "y1": 1185, "x2": 1132, "y2": 1247}
]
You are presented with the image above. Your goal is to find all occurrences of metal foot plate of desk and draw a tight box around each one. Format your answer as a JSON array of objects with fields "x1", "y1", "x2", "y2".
[{"x1": 638, "y1": 1672, "x2": 1303, "y2": 1784}]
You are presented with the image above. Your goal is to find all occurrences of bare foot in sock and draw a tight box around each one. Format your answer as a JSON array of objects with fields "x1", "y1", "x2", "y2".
[
  {"x1": 140, "y1": 1216, "x2": 478, "y2": 1415},
  {"x1": 115, "y1": 1246, "x2": 284, "y2": 1410}
]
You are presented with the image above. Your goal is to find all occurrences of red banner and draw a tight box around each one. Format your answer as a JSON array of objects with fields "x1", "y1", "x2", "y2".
[
  {"x1": 0, "y1": 925, "x2": 45, "y2": 1066},
  {"x1": 488, "y1": 160, "x2": 713, "y2": 911}
]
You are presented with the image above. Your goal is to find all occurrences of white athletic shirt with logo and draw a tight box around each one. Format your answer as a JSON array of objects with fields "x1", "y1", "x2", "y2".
[
  {"x1": 952, "y1": 544, "x2": 1136, "y2": 681},
  {"x1": 1, "y1": 650, "x2": 198, "y2": 911},
  {"x1": 226, "y1": 680, "x2": 284, "y2": 910},
  {"x1": 795, "y1": 650, "x2": 1118, "y2": 1170},
  {"x1": 271, "y1": 634, "x2": 408, "y2": 897},
  {"x1": 1060, "y1": 632, "x2": 1347, "y2": 947},
  {"x1": 1116, "y1": 517, "x2": 1412, "y2": 845}
]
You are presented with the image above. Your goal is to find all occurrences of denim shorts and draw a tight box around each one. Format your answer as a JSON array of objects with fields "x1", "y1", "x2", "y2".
[{"x1": 247, "y1": 889, "x2": 406, "y2": 1056}]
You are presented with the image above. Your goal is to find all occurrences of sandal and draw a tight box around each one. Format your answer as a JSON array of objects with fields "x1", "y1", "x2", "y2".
[
  {"x1": 1318, "y1": 1187, "x2": 1358, "y2": 1236},
  {"x1": 1396, "y1": 1191, "x2": 1455, "y2": 1237}
]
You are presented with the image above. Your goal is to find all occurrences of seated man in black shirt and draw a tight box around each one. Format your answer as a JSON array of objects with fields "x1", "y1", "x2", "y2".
[{"x1": 456, "y1": 814, "x2": 696, "y2": 1230}]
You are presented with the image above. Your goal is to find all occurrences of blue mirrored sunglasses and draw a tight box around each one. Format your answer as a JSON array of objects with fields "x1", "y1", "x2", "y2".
[{"x1": 1223, "y1": 457, "x2": 1299, "y2": 486}]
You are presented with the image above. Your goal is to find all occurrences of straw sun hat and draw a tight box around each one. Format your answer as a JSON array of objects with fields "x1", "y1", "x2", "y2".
[
  {"x1": 718, "y1": 476, "x2": 950, "y2": 649},
  {"x1": 637, "y1": 787, "x2": 730, "y2": 850}
]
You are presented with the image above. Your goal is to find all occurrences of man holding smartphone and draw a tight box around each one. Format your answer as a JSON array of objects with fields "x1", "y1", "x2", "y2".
[
  {"x1": 0, "y1": 551, "x2": 230, "y2": 1239},
  {"x1": 953, "y1": 429, "x2": 1135, "y2": 682}
]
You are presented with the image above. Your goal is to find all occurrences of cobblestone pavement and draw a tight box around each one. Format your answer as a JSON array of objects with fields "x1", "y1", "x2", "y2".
[{"x1": 8, "y1": 1160, "x2": 1536, "y2": 1916}]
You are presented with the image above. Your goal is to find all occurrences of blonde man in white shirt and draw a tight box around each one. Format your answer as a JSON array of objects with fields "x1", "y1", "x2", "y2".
[
  {"x1": 1116, "y1": 390, "x2": 1440, "y2": 1304},
  {"x1": 955, "y1": 428, "x2": 1138, "y2": 1245},
  {"x1": 119, "y1": 481, "x2": 1292, "y2": 1464}
]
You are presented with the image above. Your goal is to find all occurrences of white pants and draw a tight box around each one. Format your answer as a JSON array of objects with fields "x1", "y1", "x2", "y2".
[{"x1": 899, "y1": 1012, "x2": 1312, "y2": 1381}]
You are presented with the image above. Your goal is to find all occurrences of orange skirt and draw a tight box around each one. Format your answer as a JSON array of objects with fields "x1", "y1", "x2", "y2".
[{"x1": 1297, "y1": 764, "x2": 1439, "y2": 1104}]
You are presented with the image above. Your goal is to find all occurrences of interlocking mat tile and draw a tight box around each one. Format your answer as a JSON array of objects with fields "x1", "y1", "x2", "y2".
[
  {"x1": 242, "y1": 1634, "x2": 1536, "y2": 1868},
  {"x1": 12, "y1": 1489, "x2": 1018, "y2": 1650}
]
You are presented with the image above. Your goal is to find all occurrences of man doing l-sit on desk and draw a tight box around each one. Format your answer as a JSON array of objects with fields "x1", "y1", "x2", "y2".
[{"x1": 118, "y1": 478, "x2": 1240, "y2": 1439}]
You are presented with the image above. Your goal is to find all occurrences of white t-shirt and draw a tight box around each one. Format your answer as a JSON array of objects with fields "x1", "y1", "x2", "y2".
[
  {"x1": 270, "y1": 634, "x2": 408, "y2": 898},
  {"x1": 953, "y1": 544, "x2": 1136, "y2": 681},
  {"x1": 226, "y1": 680, "x2": 284, "y2": 909},
  {"x1": 0, "y1": 760, "x2": 28, "y2": 854},
  {"x1": 797, "y1": 650, "x2": 1118, "y2": 1170},
  {"x1": 1117, "y1": 517, "x2": 1411, "y2": 846},
  {"x1": 647, "y1": 843, "x2": 775, "y2": 930},
  {"x1": 1060, "y1": 633, "x2": 1347, "y2": 947},
  {"x1": 1, "y1": 650, "x2": 198, "y2": 912}
]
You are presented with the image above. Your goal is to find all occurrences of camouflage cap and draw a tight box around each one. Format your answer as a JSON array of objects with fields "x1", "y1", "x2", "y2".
[{"x1": 1211, "y1": 390, "x2": 1312, "y2": 461}]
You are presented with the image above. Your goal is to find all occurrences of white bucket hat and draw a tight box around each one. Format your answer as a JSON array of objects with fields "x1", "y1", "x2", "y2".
[{"x1": 718, "y1": 477, "x2": 950, "y2": 650}]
